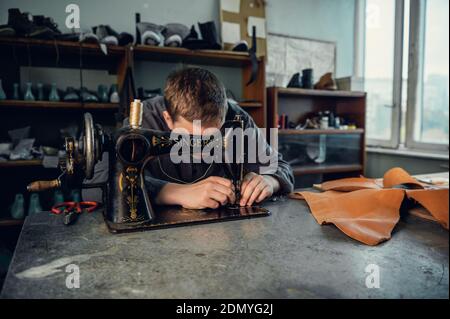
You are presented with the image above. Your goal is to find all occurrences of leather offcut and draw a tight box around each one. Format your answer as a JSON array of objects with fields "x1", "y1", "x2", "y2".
[
  {"x1": 290, "y1": 167, "x2": 449, "y2": 245},
  {"x1": 300, "y1": 189, "x2": 404, "y2": 246}
]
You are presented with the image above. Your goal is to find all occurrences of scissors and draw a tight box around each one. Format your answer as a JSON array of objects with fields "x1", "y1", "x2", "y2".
[{"x1": 51, "y1": 201, "x2": 99, "y2": 225}]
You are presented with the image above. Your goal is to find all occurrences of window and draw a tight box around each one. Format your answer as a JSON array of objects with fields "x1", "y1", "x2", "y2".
[
  {"x1": 363, "y1": 0, "x2": 449, "y2": 153},
  {"x1": 407, "y1": 0, "x2": 449, "y2": 149}
]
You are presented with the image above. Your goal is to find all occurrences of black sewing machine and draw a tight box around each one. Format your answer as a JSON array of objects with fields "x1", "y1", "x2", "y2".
[{"x1": 28, "y1": 100, "x2": 270, "y2": 233}]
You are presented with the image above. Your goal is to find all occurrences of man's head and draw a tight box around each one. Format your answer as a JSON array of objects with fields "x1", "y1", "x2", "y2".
[{"x1": 163, "y1": 67, "x2": 227, "y2": 134}]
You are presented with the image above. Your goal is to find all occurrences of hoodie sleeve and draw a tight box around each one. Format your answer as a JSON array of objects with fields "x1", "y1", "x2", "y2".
[{"x1": 236, "y1": 106, "x2": 295, "y2": 194}]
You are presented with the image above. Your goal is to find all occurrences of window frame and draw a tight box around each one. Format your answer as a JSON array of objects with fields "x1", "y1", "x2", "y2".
[
  {"x1": 364, "y1": 0, "x2": 405, "y2": 149},
  {"x1": 405, "y1": 0, "x2": 449, "y2": 153}
]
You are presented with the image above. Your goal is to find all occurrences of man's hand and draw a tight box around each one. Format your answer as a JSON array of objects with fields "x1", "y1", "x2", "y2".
[
  {"x1": 156, "y1": 176, "x2": 235, "y2": 209},
  {"x1": 239, "y1": 172, "x2": 280, "y2": 206}
]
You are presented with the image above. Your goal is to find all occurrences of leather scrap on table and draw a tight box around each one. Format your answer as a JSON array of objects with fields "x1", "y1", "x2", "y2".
[{"x1": 290, "y1": 167, "x2": 449, "y2": 245}]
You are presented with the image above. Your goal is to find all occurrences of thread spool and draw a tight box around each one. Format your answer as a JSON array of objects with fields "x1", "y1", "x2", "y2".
[{"x1": 129, "y1": 99, "x2": 143, "y2": 128}]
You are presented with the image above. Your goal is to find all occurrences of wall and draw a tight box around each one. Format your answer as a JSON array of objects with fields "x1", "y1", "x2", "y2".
[{"x1": 365, "y1": 152, "x2": 449, "y2": 177}]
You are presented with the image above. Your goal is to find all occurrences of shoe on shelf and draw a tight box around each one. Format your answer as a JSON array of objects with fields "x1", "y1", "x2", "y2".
[
  {"x1": 8, "y1": 8, "x2": 55, "y2": 39},
  {"x1": 0, "y1": 24, "x2": 15, "y2": 37},
  {"x1": 93, "y1": 25, "x2": 118, "y2": 46},
  {"x1": 232, "y1": 40, "x2": 249, "y2": 52},
  {"x1": 118, "y1": 32, "x2": 134, "y2": 46},
  {"x1": 63, "y1": 87, "x2": 80, "y2": 102},
  {"x1": 287, "y1": 73, "x2": 302, "y2": 88},
  {"x1": 137, "y1": 22, "x2": 165, "y2": 46},
  {"x1": 32, "y1": 15, "x2": 62, "y2": 36},
  {"x1": 79, "y1": 30, "x2": 98, "y2": 43},
  {"x1": 314, "y1": 72, "x2": 337, "y2": 90},
  {"x1": 162, "y1": 23, "x2": 189, "y2": 47},
  {"x1": 80, "y1": 87, "x2": 99, "y2": 102}
]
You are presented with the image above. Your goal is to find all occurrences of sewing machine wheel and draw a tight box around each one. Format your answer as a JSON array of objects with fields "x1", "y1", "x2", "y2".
[{"x1": 83, "y1": 113, "x2": 96, "y2": 179}]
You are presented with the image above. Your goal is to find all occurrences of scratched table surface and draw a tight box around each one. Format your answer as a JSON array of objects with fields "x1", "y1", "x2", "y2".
[{"x1": 1, "y1": 196, "x2": 448, "y2": 299}]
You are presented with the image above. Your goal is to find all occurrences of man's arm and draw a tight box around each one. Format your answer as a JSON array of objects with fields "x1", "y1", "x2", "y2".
[{"x1": 234, "y1": 105, "x2": 295, "y2": 206}]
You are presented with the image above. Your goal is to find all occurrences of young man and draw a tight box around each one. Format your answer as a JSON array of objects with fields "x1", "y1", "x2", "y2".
[
  {"x1": 86, "y1": 67, "x2": 294, "y2": 209},
  {"x1": 140, "y1": 68, "x2": 294, "y2": 209}
]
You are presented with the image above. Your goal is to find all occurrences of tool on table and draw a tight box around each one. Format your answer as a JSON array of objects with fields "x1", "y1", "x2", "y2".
[
  {"x1": 27, "y1": 99, "x2": 270, "y2": 233},
  {"x1": 51, "y1": 201, "x2": 98, "y2": 225}
]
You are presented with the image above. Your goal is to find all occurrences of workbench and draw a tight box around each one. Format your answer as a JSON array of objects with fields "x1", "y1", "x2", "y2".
[{"x1": 0, "y1": 195, "x2": 448, "y2": 298}]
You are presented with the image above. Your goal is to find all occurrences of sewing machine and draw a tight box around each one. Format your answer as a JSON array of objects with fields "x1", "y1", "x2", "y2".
[{"x1": 27, "y1": 99, "x2": 270, "y2": 233}]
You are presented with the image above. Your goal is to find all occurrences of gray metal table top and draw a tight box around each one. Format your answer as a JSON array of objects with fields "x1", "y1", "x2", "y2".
[{"x1": 1, "y1": 198, "x2": 448, "y2": 299}]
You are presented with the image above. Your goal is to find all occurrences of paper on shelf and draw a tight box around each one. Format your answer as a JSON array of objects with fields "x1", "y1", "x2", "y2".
[
  {"x1": 222, "y1": 21, "x2": 241, "y2": 44},
  {"x1": 247, "y1": 16, "x2": 266, "y2": 38},
  {"x1": 221, "y1": 0, "x2": 240, "y2": 13}
]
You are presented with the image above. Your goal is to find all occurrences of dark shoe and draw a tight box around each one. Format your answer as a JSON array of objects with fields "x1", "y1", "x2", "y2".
[
  {"x1": 302, "y1": 69, "x2": 314, "y2": 89},
  {"x1": 0, "y1": 24, "x2": 15, "y2": 37},
  {"x1": 63, "y1": 87, "x2": 80, "y2": 102},
  {"x1": 232, "y1": 40, "x2": 249, "y2": 52},
  {"x1": 33, "y1": 15, "x2": 61, "y2": 35},
  {"x1": 80, "y1": 87, "x2": 98, "y2": 102},
  {"x1": 79, "y1": 30, "x2": 98, "y2": 43},
  {"x1": 8, "y1": 8, "x2": 55, "y2": 39},
  {"x1": 93, "y1": 25, "x2": 118, "y2": 46},
  {"x1": 183, "y1": 22, "x2": 222, "y2": 50},
  {"x1": 287, "y1": 73, "x2": 302, "y2": 88},
  {"x1": 198, "y1": 21, "x2": 221, "y2": 50},
  {"x1": 118, "y1": 32, "x2": 134, "y2": 46}
]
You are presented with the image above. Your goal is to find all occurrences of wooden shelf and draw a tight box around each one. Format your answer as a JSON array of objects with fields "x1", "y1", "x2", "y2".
[
  {"x1": 0, "y1": 100, "x2": 119, "y2": 110},
  {"x1": 0, "y1": 159, "x2": 43, "y2": 168},
  {"x1": 0, "y1": 37, "x2": 125, "y2": 56},
  {"x1": 292, "y1": 164, "x2": 363, "y2": 176},
  {"x1": 133, "y1": 45, "x2": 255, "y2": 67},
  {"x1": 0, "y1": 219, "x2": 24, "y2": 227},
  {"x1": 279, "y1": 128, "x2": 364, "y2": 135},
  {"x1": 273, "y1": 87, "x2": 366, "y2": 98}
]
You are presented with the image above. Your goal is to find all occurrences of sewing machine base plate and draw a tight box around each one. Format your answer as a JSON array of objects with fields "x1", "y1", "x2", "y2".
[{"x1": 104, "y1": 206, "x2": 270, "y2": 233}]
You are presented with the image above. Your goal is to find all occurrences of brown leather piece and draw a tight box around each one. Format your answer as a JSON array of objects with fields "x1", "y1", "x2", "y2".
[
  {"x1": 406, "y1": 189, "x2": 449, "y2": 229},
  {"x1": 290, "y1": 167, "x2": 448, "y2": 245},
  {"x1": 320, "y1": 177, "x2": 381, "y2": 192},
  {"x1": 383, "y1": 167, "x2": 424, "y2": 189},
  {"x1": 299, "y1": 189, "x2": 405, "y2": 246}
]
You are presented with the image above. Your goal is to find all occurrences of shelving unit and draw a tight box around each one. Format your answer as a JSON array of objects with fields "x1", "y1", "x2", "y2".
[
  {"x1": 267, "y1": 86, "x2": 367, "y2": 187},
  {"x1": 0, "y1": 37, "x2": 127, "y2": 226}
]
